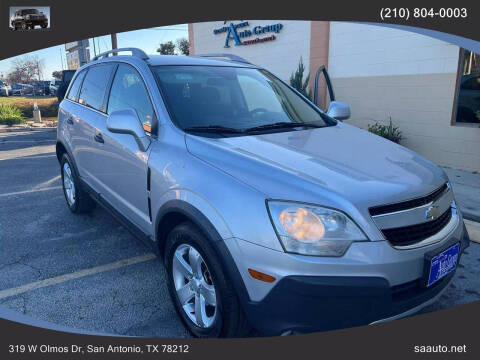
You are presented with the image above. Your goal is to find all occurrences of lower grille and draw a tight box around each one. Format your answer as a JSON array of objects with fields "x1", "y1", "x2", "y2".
[{"x1": 382, "y1": 207, "x2": 452, "y2": 247}]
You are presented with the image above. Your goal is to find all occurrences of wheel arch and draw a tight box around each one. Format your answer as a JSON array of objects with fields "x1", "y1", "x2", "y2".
[
  {"x1": 155, "y1": 200, "x2": 224, "y2": 258},
  {"x1": 56, "y1": 140, "x2": 81, "y2": 178},
  {"x1": 155, "y1": 199, "x2": 252, "y2": 307}
]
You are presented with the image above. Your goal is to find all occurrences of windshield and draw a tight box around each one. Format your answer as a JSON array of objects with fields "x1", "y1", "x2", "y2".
[
  {"x1": 151, "y1": 65, "x2": 335, "y2": 136},
  {"x1": 24, "y1": 10, "x2": 39, "y2": 14}
]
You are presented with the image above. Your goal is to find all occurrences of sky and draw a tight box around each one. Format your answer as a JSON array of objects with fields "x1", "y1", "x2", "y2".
[{"x1": 0, "y1": 24, "x2": 188, "y2": 81}]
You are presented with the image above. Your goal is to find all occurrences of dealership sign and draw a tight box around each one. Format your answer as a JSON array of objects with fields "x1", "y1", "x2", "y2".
[{"x1": 213, "y1": 21, "x2": 283, "y2": 48}]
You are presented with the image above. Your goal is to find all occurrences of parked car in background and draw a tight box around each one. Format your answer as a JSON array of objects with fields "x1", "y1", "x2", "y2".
[
  {"x1": 457, "y1": 73, "x2": 480, "y2": 123},
  {"x1": 11, "y1": 83, "x2": 34, "y2": 96},
  {"x1": 50, "y1": 80, "x2": 61, "y2": 95},
  {"x1": 32, "y1": 83, "x2": 44, "y2": 96},
  {"x1": 36, "y1": 81, "x2": 51, "y2": 96},
  {"x1": 56, "y1": 49, "x2": 470, "y2": 337},
  {"x1": 0, "y1": 81, "x2": 9, "y2": 96},
  {"x1": 11, "y1": 8, "x2": 48, "y2": 30}
]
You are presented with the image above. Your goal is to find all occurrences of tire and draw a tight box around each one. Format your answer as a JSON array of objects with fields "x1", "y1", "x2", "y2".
[
  {"x1": 164, "y1": 222, "x2": 250, "y2": 338},
  {"x1": 21, "y1": 22, "x2": 27, "y2": 30},
  {"x1": 41, "y1": 23, "x2": 48, "y2": 28},
  {"x1": 60, "y1": 153, "x2": 96, "y2": 214}
]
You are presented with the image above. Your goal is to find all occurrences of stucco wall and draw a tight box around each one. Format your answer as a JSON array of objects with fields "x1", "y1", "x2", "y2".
[
  {"x1": 191, "y1": 20, "x2": 311, "y2": 81},
  {"x1": 328, "y1": 22, "x2": 480, "y2": 171}
]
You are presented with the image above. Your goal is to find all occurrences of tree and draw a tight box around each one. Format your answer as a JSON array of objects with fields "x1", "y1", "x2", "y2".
[
  {"x1": 157, "y1": 41, "x2": 176, "y2": 55},
  {"x1": 176, "y1": 38, "x2": 190, "y2": 55},
  {"x1": 289, "y1": 57, "x2": 311, "y2": 100},
  {"x1": 7, "y1": 55, "x2": 44, "y2": 84},
  {"x1": 52, "y1": 71, "x2": 63, "y2": 80}
]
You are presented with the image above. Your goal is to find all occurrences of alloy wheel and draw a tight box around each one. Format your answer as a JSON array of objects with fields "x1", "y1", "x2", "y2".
[
  {"x1": 62, "y1": 162, "x2": 76, "y2": 206},
  {"x1": 172, "y1": 244, "x2": 217, "y2": 328}
]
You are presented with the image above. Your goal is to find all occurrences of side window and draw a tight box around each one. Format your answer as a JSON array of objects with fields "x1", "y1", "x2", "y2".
[
  {"x1": 67, "y1": 70, "x2": 86, "y2": 102},
  {"x1": 78, "y1": 64, "x2": 114, "y2": 112},
  {"x1": 107, "y1": 64, "x2": 154, "y2": 133}
]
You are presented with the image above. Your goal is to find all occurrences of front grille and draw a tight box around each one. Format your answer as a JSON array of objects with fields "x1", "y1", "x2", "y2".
[
  {"x1": 369, "y1": 183, "x2": 448, "y2": 216},
  {"x1": 382, "y1": 207, "x2": 452, "y2": 247}
]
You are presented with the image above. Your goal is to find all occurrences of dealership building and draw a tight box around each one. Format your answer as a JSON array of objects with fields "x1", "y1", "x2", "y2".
[{"x1": 188, "y1": 21, "x2": 480, "y2": 172}]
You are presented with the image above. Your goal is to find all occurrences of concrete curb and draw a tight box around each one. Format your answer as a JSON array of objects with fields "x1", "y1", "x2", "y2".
[
  {"x1": 463, "y1": 212, "x2": 480, "y2": 224},
  {"x1": 464, "y1": 219, "x2": 480, "y2": 244}
]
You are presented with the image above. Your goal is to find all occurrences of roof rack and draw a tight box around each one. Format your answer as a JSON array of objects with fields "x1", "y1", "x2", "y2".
[
  {"x1": 195, "y1": 53, "x2": 251, "y2": 64},
  {"x1": 92, "y1": 48, "x2": 149, "y2": 61}
]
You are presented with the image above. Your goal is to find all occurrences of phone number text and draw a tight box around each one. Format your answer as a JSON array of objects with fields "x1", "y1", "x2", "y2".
[{"x1": 380, "y1": 8, "x2": 468, "y2": 21}]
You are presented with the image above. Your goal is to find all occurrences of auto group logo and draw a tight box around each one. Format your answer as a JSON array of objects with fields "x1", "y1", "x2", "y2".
[
  {"x1": 9, "y1": 6, "x2": 50, "y2": 31},
  {"x1": 213, "y1": 20, "x2": 284, "y2": 48}
]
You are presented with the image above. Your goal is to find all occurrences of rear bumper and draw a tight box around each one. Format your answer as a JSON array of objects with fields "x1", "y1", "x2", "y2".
[{"x1": 220, "y1": 223, "x2": 470, "y2": 336}]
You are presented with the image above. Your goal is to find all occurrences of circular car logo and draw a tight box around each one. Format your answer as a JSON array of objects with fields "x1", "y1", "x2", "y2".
[{"x1": 425, "y1": 205, "x2": 440, "y2": 220}]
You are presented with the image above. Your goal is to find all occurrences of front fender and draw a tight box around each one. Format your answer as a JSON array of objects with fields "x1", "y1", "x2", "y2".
[{"x1": 153, "y1": 189, "x2": 233, "y2": 242}]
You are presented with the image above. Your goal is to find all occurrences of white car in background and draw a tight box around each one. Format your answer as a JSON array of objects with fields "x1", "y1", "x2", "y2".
[
  {"x1": 0, "y1": 81, "x2": 9, "y2": 96},
  {"x1": 50, "y1": 80, "x2": 62, "y2": 95}
]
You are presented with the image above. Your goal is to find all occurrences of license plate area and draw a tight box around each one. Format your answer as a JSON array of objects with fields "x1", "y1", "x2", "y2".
[{"x1": 425, "y1": 242, "x2": 460, "y2": 287}]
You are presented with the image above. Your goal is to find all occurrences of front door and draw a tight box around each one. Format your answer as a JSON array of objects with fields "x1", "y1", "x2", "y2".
[{"x1": 92, "y1": 63, "x2": 155, "y2": 234}]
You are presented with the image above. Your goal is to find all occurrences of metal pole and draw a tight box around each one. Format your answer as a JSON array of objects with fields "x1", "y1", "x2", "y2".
[
  {"x1": 111, "y1": 34, "x2": 118, "y2": 55},
  {"x1": 60, "y1": 48, "x2": 64, "y2": 70},
  {"x1": 92, "y1": 37, "x2": 97, "y2": 57}
]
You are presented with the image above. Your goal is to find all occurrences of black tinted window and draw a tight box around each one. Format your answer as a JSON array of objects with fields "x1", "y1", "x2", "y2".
[
  {"x1": 107, "y1": 64, "x2": 154, "y2": 133},
  {"x1": 67, "y1": 70, "x2": 86, "y2": 102},
  {"x1": 79, "y1": 64, "x2": 114, "y2": 112}
]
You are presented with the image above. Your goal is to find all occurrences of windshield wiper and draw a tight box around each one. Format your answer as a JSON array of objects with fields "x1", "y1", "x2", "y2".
[
  {"x1": 245, "y1": 122, "x2": 323, "y2": 132},
  {"x1": 183, "y1": 125, "x2": 245, "y2": 134}
]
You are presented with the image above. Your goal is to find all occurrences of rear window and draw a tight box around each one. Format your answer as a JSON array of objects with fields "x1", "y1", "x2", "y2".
[
  {"x1": 78, "y1": 64, "x2": 114, "y2": 112},
  {"x1": 67, "y1": 70, "x2": 87, "y2": 102}
]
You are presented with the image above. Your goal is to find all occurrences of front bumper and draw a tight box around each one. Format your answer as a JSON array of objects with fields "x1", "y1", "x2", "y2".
[
  {"x1": 26, "y1": 19, "x2": 47, "y2": 25},
  {"x1": 219, "y1": 222, "x2": 469, "y2": 335}
]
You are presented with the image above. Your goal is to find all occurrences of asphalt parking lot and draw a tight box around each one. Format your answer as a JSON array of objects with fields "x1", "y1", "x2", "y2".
[{"x1": 0, "y1": 129, "x2": 479, "y2": 336}]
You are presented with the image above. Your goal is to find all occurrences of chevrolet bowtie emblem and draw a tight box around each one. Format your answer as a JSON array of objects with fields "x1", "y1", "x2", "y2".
[{"x1": 425, "y1": 205, "x2": 440, "y2": 220}]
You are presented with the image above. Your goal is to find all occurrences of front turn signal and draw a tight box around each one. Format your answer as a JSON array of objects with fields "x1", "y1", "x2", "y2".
[{"x1": 248, "y1": 268, "x2": 276, "y2": 283}]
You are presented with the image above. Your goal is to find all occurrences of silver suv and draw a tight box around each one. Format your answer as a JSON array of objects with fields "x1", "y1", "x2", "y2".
[{"x1": 56, "y1": 48, "x2": 470, "y2": 337}]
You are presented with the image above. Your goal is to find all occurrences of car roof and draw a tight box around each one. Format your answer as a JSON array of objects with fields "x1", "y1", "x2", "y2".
[
  {"x1": 86, "y1": 54, "x2": 257, "y2": 69},
  {"x1": 146, "y1": 55, "x2": 255, "y2": 67}
]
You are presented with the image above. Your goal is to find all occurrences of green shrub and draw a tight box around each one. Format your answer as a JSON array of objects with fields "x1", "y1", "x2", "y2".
[
  {"x1": 367, "y1": 118, "x2": 403, "y2": 144},
  {"x1": 0, "y1": 105, "x2": 25, "y2": 126},
  {"x1": 290, "y1": 57, "x2": 311, "y2": 100}
]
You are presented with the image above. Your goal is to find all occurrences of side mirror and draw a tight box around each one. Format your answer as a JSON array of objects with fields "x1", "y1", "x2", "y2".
[
  {"x1": 327, "y1": 101, "x2": 351, "y2": 121},
  {"x1": 106, "y1": 108, "x2": 150, "y2": 152}
]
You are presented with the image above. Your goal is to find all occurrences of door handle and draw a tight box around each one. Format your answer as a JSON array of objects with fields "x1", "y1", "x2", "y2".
[
  {"x1": 66, "y1": 117, "x2": 74, "y2": 125},
  {"x1": 94, "y1": 133, "x2": 104, "y2": 144}
]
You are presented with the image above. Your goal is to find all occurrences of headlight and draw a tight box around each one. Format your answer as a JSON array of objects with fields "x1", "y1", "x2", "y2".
[{"x1": 267, "y1": 201, "x2": 367, "y2": 256}]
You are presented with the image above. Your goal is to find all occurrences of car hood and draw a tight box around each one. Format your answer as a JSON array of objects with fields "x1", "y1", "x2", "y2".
[{"x1": 185, "y1": 122, "x2": 447, "y2": 210}]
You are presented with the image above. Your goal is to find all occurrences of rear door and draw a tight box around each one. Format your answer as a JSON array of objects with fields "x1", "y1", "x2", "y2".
[
  {"x1": 70, "y1": 63, "x2": 115, "y2": 192},
  {"x1": 92, "y1": 63, "x2": 155, "y2": 233}
]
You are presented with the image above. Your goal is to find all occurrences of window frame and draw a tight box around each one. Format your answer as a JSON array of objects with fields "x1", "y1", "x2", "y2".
[
  {"x1": 451, "y1": 48, "x2": 480, "y2": 127},
  {"x1": 104, "y1": 62, "x2": 158, "y2": 136},
  {"x1": 66, "y1": 68, "x2": 87, "y2": 103},
  {"x1": 77, "y1": 63, "x2": 116, "y2": 113}
]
